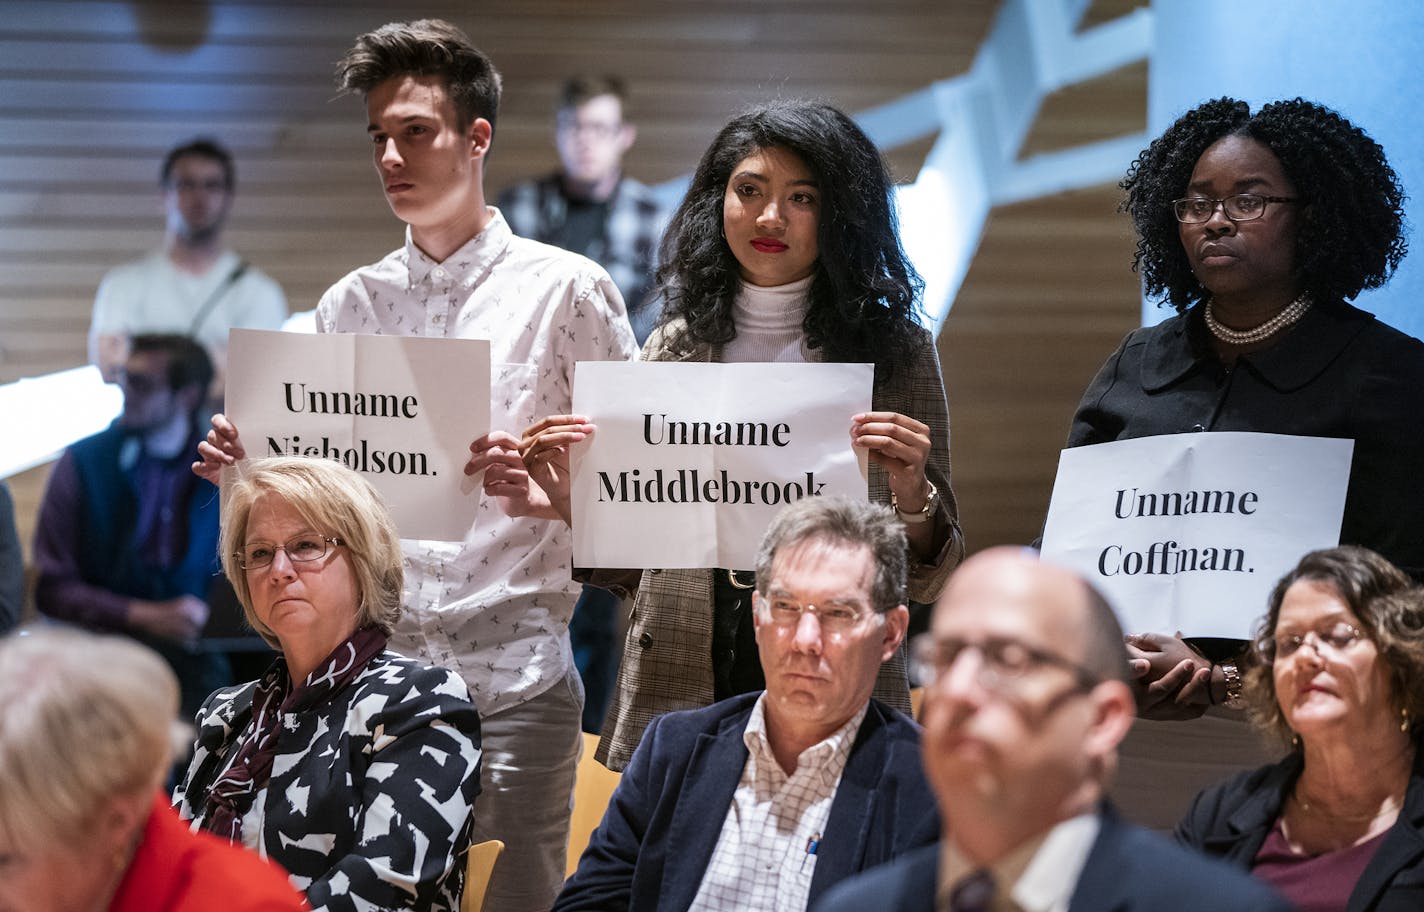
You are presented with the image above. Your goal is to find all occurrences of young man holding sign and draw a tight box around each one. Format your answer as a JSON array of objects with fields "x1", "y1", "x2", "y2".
[{"x1": 195, "y1": 19, "x2": 637, "y2": 911}]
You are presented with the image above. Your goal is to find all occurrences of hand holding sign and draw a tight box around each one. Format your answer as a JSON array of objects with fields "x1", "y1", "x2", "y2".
[
  {"x1": 850, "y1": 411, "x2": 934, "y2": 510},
  {"x1": 518, "y1": 414, "x2": 595, "y2": 525},
  {"x1": 467, "y1": 431, "x2": 557, "y2": 520},
  {"x1": 193, "y1": 412, "x2": 247, "y2": 485},
  {"x1": 1125, "y1": 632, "x2": 1212, "y2": 720}
]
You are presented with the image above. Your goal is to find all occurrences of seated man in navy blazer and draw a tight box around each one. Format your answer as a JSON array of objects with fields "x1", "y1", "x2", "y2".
[
  {"x1": 554, "y1": 496, "x2": 935, "y2": 912},
  {"x1": 815, "y1": 548, "x2": 1291, "y2": 912}
]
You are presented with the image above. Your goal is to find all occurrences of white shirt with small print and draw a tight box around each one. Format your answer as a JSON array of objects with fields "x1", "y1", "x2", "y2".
[
  {"x1": 315, "y1": 208, "x2": 638, "y2": 715},
  {"x1": 688, "y1": 696, "x2": 869, "y2": 912}
]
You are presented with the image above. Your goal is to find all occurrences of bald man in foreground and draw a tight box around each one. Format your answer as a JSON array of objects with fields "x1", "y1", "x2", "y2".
[{"x1": 815, "y1": 548, "x2": 1289, "y2": 911}]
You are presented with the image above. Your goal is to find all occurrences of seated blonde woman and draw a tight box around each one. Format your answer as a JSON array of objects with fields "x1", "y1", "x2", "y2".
[
  {"x1": 173, "y1": 457, "x2": 481, "y2": 911},
  {"x1": 0, "y1": 626, "x2": 304, "y2": 912}
]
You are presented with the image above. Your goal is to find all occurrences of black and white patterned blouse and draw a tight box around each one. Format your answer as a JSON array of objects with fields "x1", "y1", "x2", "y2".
[{"x1": 174, "y1": 651, "x2": 482, "y2": 912}]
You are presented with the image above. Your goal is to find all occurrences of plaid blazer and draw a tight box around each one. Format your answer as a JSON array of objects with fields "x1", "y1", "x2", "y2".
[{"x1": 590, "y1": 319, "x2": 965, "y2": 770}]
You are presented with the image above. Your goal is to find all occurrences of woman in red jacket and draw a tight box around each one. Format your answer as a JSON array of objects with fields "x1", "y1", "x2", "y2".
[{"x1": 0, "y1": 626, "x2": 304, "y2": 912}]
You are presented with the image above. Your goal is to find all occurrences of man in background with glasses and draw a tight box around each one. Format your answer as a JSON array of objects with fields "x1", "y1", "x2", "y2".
[
  {"x1": 498, "y1": 75, "x2": 667, "y2": 346},
  {"x1": 88, "y1": 138, "x2": 288, "y2": 408},
  {"x1": 816, "y1": 548, "x2": 1290, "y2": 912},
  {"x1": 556, "y1": 496, "x2": 934, "y2": 912}
]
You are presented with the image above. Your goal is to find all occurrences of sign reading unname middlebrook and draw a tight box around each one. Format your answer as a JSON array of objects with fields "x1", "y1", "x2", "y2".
[{"x1": 571, "y1": 361, "x2": 873, "y2": 570}]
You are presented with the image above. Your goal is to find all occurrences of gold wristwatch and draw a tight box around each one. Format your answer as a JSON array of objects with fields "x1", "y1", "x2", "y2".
[
  {"x1": 892, "y1": 480, "x2": 938, "y2": 525},
  {"x1": 1219, "y1": 660, "x2": 1245, "y2": 710}
]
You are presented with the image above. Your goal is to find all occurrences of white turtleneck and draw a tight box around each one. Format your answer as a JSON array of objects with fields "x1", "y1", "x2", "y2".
[{"x1": 722, "y1": 275, "x2": 814, "y2": 364}]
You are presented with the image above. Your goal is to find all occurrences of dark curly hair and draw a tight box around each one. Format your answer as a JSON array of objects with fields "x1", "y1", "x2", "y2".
[
  {"x1": 1122, "y1": 97, "x2": 1407, "y2": 313},
  {"x1": 1244, "y1": 546, "x2": 1424, "y2": 748},
  {"x1": 654, "y1": 101, "x2": 925, "y2": 380}
]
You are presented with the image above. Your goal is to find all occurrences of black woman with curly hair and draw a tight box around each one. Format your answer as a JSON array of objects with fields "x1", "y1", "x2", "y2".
[
  {"x1": 1065, "y1": 97, "x2": 1424, "y2": 825},
  {"x1": 521, "y1": 100, "x2": 965, "y2": 770}
]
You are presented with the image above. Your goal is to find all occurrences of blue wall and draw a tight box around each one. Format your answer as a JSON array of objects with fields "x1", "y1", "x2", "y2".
[{"x1": 1148, "y1": 1, "x2": 1424, "y2": 338}]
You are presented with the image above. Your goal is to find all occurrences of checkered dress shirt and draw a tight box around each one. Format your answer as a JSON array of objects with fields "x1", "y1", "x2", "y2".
[{"x1": 687, "y1": 696, "x2": 870, "y2": 911}]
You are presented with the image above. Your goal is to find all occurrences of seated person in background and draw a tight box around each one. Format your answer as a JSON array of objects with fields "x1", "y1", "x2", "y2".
[
  {"x1": 89, "y1": 137, "x2": 287, "y2": 406},
  {"x1": 815, "y1": 548, "x2": 1291, "y2": 912},
  {"x1": 0, "y1": 481, "x2": 20, "y2": 632},
  {"x1": 555, "y1": 496, "x2": 935, "y2": 912},
  {"x1": 33, "y1": 333, "x2": 230, "y2": 717},
  {"x1": 1178, "y1": 546, "x2": 1424, "y2": 911},
  {"x1": 173, "y1": 457, "x2": 482, "y2": 912},
  {"x1": 0, "y1": 626, "x2": 305, "y2": 912}
]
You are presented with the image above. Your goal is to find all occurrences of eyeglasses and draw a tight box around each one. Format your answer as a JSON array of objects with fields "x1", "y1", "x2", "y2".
[
  {"x1": 169, "y1": 178, "x2": 228, "y2": 194},
  {"x1": 117, "y1": 370, "x2": 167, "y2": 396},
  {"x1": 237, "y1": 535, "x2": 343, "y2": 571},
  {"x1": 910, "y1": 633, "x2": 1100, "y2": 694},
  {"x1": 1256, "y1": 622, "x2": 1366, "y2": 664},
  {"x1": 556, "y1": 118, "x2": 623, "y2": 140},
  {"x1": 1172, "y1": 194, "x2": 1298, "y2": 223},
  {"x1": 755, "y1": 592, "x2": 873, "y2": 634}
]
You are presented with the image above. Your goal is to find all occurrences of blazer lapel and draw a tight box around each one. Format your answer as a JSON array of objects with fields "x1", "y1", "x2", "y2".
[
  {"x1": 1212, "y1": 758, "x2": 1297, "y2": 864},
  {"x1": 808, "y1": 708, "x2": 888, "y2": 902},
  {"x1": 658, "y1": 720, "x2": 750, "y2": 911},
  {"x1": 1350, "y1": 764, "x2": 1424, "y2": 911}
]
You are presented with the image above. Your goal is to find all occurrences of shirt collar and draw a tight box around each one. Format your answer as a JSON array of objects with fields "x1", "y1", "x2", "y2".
[
  {"x1": 403, "y1": 207, "x2": 512, "y2": 289},
  {"x1": 940, "y1": 812, "x2": 1101, "y2": 912},
  {"x1": 1141, "y1": 300, "x2": 1373, "y2": 393},
  {"x1": 742, "y1": 693, "x2": 868, "y2": 787}
]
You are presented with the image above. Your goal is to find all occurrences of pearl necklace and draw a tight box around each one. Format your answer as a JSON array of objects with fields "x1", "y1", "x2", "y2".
[{"x1": 1204, "y1": 295, "x2": 1311, "y2": 346}]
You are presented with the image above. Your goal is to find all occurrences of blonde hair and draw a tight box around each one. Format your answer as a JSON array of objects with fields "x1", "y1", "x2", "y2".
[
  {"x1": 0, "y1": 627, "x2": 188, "y2": 855},
  {"x1": 220, "y1": 457, "x2": 403, "y2": 648}
]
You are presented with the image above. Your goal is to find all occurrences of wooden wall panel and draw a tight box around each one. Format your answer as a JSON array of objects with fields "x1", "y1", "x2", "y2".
[{"x1": 942, "y1": 186, "x2": 1142, "y2": 552}]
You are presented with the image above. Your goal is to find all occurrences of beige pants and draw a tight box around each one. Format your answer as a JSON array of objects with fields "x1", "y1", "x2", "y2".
[{"x1": 471, "y1": 670, "x2": 584, "y2": 912}]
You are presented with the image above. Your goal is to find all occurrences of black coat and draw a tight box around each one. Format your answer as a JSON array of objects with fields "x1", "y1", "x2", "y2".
[
  {"x1": 1177, "y1": 752, "x2": 1424, "y2": 911},
  {"x1": 1069, "y1": 301, "x2": 1424, "y2": 580}
]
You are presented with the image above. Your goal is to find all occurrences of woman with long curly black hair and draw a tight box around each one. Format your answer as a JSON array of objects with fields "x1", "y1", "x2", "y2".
[
  {"x1": 1066, "y1": 97, "x2": 1424, "y2": 826},
  {"x1": 523, "y1": 100, "x2": 964, "y2": 770}
]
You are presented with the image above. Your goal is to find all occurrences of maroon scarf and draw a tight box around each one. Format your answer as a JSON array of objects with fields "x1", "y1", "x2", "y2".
[{"x1": 201, "y1": 626, "x2": 388, "y2": 841}]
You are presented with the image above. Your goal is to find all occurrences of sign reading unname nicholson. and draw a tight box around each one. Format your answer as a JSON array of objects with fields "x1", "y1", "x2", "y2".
[
  {"x1": 226, "y1": 329, "x2": 491, "y2": 542},
  {"x1": 1041, "y1": 432, "x2": 1353, "y2": 638},
  {"x1": 571, "y1": 361, "x2": 873, "y2": 570}
]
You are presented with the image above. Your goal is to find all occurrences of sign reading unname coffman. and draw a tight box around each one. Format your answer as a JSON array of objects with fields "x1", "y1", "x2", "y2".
[
  {"x1": 571, "y1": 361, "x2": 873, "y2": 570},
  {"x1": 226, "y1": 328, "x2": 491, "y2": 542},
  {"x1": 1041, "y1": 431, "x2": 1353, "y2": 638}
]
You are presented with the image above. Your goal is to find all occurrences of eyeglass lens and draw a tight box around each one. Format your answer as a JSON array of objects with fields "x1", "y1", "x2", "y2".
[{"x1": 240, "y1": 536, "x2": 333, "y2": 570}]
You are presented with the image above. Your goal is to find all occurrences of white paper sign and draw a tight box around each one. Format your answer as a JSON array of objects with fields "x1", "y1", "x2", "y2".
[
  {"x1": 226, "y1": 329, "x2": 490, "y2": 542},
  {"x1": 571, "y1": 361, "x2": 873, "y2": 569},
  {"x1": 1041, "y1": 432, "x2": 1353, "y2": 638}
]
